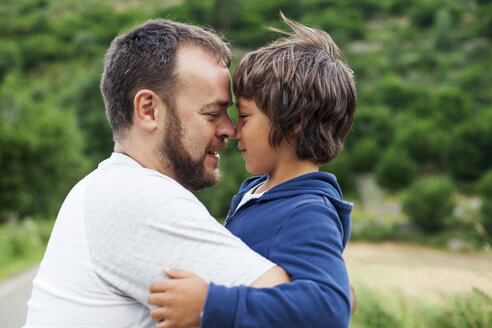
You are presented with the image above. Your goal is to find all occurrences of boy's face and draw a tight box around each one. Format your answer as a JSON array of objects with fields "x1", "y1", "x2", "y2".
[{"x1": 235, "y1": 97, "x2": 291, "y2": 175}]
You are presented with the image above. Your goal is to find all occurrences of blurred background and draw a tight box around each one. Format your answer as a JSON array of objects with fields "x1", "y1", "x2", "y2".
[{"x1": 0, "y1": 0, "x2": 491, "y2": 326}]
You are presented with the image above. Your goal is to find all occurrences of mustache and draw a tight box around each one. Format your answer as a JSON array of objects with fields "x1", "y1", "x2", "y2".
[{"x1": 207, "y1": 138, "x2": 228, "y2": 153}]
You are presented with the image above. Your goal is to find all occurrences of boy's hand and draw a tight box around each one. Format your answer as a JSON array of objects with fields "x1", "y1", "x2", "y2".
[{"x1": 148, "y1": 268, "x2": 208, "y2": 328}]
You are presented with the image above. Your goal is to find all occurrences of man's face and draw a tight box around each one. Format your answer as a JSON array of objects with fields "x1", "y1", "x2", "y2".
[{"x1": 158, "y1": 45, "x2": 234, "y2": 191}]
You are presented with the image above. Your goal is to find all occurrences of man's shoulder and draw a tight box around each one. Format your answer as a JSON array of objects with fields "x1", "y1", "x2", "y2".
[
  {"x1": 93, "y1": 162, "x2": 189, "y2": 196},
  {"x1": 83, "y1": 163, "x2": 206, "y2": 217}
]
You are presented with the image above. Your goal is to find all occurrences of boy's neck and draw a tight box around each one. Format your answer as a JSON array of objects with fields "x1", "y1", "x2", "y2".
[{"x1": 256, "y1": 158, "x2": 319, "y2": 194}]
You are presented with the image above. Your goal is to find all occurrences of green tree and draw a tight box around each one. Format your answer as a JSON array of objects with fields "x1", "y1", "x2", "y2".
[
  {"x1": 0, "y1": 73, "x2": 89, "y2": 220},
  {"x1": 402, "y1": 176, "x2": 455, "y2": 233},
  {"x1": 375, "y1": 147, "x2": 418, "y2": 191},
  {"x1": 446, "y1": 107, "x2": 492, "y2": 181},
  {"x1": 393, "y1": 118, "x2": 445, "y2": 170},
  {"x1": 477, "y1": 169, "x2": 492, "y2": 235}
]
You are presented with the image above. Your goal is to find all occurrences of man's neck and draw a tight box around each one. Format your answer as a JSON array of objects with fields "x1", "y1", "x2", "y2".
[{"x1": 114, "y1": 142, "x2": 176, "y2": 181}]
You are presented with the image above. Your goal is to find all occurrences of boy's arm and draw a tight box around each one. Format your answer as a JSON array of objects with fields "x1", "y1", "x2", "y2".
[
  {"x1": 149, "y1": 203, "x2": 351, "y2": 328},
  {"x1": 148, "y1": 266, "x2": 290, "y2": 327},
  {"x1": 200, "y1": 203, "x2": 351, "y2": 328}
]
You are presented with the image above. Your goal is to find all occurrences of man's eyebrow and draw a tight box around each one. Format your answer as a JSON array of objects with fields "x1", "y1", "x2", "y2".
[{"x1": 202, "y1": 100, "x2": 233, "y2": 110}]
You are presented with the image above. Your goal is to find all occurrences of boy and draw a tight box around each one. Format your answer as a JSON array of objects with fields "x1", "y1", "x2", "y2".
[{"x1": 148, "y1": 14, "x2": 357, "y2": 328}]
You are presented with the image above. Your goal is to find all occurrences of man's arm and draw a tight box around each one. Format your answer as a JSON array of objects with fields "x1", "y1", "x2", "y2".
[{"x1": 84, "y1": 176, "x2": 277, "y2": 307}]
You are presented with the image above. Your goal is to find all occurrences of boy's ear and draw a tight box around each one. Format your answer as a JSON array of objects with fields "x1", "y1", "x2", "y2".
[{"x1": 133, "y1": 89, "x2": 163, "y2": 132}]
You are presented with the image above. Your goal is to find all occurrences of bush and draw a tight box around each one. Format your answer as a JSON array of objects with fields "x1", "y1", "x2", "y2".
[
  {"x1": 0, "y1": 73, "x2": 89, "y2": 220},
  {"x1": 446, "y1": 107, "x2": 492, "y2": 181},
  {"x1": 393, "y1": 118, "x2": 445, "y2": 170},
  {"x1": 321, "y1": 151, "x2": 357, "y2": 196},
  {"x1": 375, "y1": 74, "x2": 430, "y2": 114},
  {"x1": 402, "y1": 177, "x2": 455, "y2": 233},
  {"x1": 351, "y1": 285, "x2": 400, "y2": 328},
  {"x1": 429, "y1": 288, "x2": 492, "y2": 328},
  {"x1": 431, "y1": 87, "x2": 473, "y2": 128},
  {"x1": 347, "y1": 106, "x2": 394, "y2": 149},
  {"x1": 350, "y1": 138, "x2": 380, "y2": 173},
  {"x1": 351, "y1": 285, "x2": 492, "y2": 328},
  {"x1": 477, "y1": 169, "x2": 492, "y2": 235},
  {"x1": 0, "y1": 217, "x2": 55, "y2": 279},
  {"x1": 375, "y1": 147, "x2": 418, "y2": 191}
]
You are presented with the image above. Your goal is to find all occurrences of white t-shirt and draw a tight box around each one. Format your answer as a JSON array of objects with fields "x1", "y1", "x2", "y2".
[
  {"x1": 235, "y1": 182, "x2": 265, "y2": 213},
  {"x1": 24, "y1": 153, "x2": 274, "y2": 328}
]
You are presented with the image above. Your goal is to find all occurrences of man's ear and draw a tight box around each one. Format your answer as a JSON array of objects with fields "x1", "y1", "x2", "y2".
[{"x1": 133, "y1": 89, "x2": 163, "y2": 132}]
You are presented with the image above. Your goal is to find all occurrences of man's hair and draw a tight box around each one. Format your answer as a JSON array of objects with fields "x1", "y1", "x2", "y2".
[
  {"x1": 101, "y1": 19, "x2": 231, "y2": 140},
  {"x1": 233, "y1": 13, "x2": 357, "y2": 164}
]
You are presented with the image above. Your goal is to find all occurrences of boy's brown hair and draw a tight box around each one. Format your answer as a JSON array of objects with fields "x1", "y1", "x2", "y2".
[{"x1": 233, "y1": 13, "x2": 357, "y2": 164}]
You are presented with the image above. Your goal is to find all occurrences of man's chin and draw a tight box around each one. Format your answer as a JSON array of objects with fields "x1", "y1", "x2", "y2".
[{"x1": 207, "y1": 168, "x2": 222, "y2": 187}]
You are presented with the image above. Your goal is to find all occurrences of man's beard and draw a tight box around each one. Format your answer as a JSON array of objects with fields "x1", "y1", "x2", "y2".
[{"x1": 159, "y1": 108, "x2": 226, "y2": 192}]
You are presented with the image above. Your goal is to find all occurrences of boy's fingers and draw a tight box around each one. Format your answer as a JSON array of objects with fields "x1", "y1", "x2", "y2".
[
  {"x1": 147, "y1": 292, "x2": 168, "y2": 306},
  {"x1": 164, "y1": 267, "x2": 195, "y2": 279},
  {"x1": 150, "y1": 280, "x2": 171, "y2": 292},
  {"x1": 150, "y1": 306, "x2": 170, "y2": 320},
  {"x1": 156, "y1": 318, "x2": 174, "y2": 328}
]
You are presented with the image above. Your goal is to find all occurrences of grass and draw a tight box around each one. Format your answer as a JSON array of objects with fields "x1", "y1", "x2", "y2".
[
  {"x1": 350, "y1": 283, "x2": 492, "y2": 328},
  {"x1": 0, "y1": 218, "x2": 54, "y2": 281}
]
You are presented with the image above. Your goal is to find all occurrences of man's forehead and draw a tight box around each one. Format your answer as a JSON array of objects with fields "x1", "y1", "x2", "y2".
[{"x1": 175, "y1": 45, "x2": 227, "y2": 73}]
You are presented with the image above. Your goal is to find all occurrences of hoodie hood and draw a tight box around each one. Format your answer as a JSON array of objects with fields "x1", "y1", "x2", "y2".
[{"x1": 227, "y1": 171, "x2": 353, "y2": 247}]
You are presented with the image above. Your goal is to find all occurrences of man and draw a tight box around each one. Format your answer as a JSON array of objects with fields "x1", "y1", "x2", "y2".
[{"x1": 24, "y1": 19, "x2": 289, "y2": 328}]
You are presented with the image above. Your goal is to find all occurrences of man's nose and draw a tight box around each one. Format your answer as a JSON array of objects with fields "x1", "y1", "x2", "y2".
[{"x1": 217, "y1": 113, "x2": 235, "y2": 139}]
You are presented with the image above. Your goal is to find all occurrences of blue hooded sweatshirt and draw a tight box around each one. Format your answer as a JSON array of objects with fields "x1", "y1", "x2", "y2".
[{"x1": 201, "y1": 172, "x2": 353, "y2": 328}]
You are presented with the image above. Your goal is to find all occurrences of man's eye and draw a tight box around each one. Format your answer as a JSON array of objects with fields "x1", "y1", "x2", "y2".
[{"x1": 206, "y1": 113, "x2": 219, "y2": 118}]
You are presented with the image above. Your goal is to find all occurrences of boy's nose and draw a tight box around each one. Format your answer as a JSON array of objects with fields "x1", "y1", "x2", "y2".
[
  {"x1": 217, "y1": 113, "x2": 235, "y2": 139},
  {"x1": 233, "y1": 124, "x2": 241, "y2": 140}
]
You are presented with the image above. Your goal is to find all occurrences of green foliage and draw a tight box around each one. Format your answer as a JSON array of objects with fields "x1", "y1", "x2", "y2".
[
  {"x1": 393, "y1": 118, "x2": 445, "y2": 170},
  {"x1": 477, "y1": 169, "x2": 492, "y2": 235},
  {"x1": 0, "y1": 217, "x2": 54, "y2": 279},
  {"x1": 59, "y1": 63, "x2": 114, "y2": 164},
  {"x1": 431, "y1": 86, "x2": 473, "y2": 128},
  {"x1": 478, "y1": 170, "x2": 492, "y2": 199},
  {"x1": 475, "y1": 4, "x2": 492, "y2": 39},
  {"x1": 0, "y1": 73, "x2": 89, "y2": 220},
  {"x1": 0, "y1": 40, "x2": 22, "y2": 81},
  {"x1": 429, "y1": 288, "x2": 492, "y2": 328},
  {"x1": 375, "y1": 148, "x2": 418, "y2": 191},
  {"x1": 350, "y1": 285, "x2": 401, "y2": 328},
  {"x1": 0, "y1": 0, "x2": 490, "y2": 250},
  {"x1": 351, "y1": 285, "x2": 492, "y2": 328},
  {"x1": 350, "y1": 138, "x2": 380, "y2": 173},
  {"x1": 322, "y1": 151, "x2": 357, "y2": 196},
  {"x1": 346, "y1": 105, "x2": 394, "y2": 155},
  {"x1": 402, "y1": 177, "x2": 455, "y2": 233},
  {"x1": 432, "y1": 9, "x2": 454, "y2": 50},
  {"x1": 375, "y1": 74, "x2": 430, "y2": 114},
  {"x1": 446, "y1": 107, "x2": 492, "y2": 181}
]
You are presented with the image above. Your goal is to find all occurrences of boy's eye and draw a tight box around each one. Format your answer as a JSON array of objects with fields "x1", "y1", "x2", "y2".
[{"x1": 238, "y1": 114, "x2": 248, "y2": 119}]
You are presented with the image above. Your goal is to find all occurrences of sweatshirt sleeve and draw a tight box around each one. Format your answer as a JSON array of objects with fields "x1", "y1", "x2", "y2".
[{"x1": 201, "y1": 202, "x2": 351, "y2": 328}]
